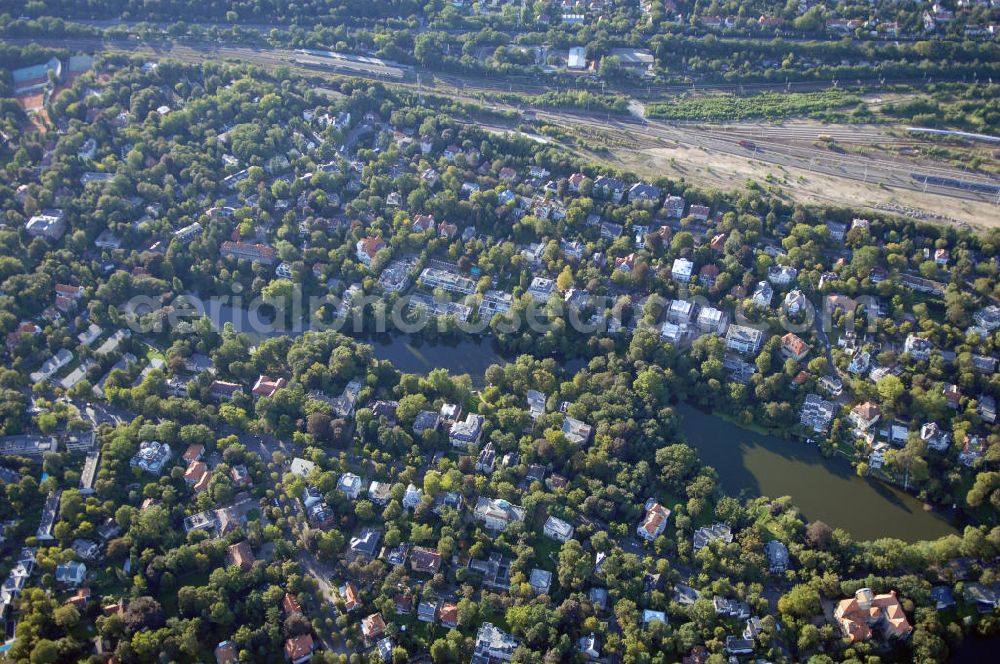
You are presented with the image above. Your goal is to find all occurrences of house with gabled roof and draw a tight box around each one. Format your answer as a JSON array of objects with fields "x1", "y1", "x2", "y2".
[
  {"x1": 834, "y1": 588, "x2": 912, "y2": 643},
  {"x1": 637, "y1": 498, "x2": 671, "y2": 541},
  {"x1": 284, "y1": 634, "x2": 314, "y2": 663}
]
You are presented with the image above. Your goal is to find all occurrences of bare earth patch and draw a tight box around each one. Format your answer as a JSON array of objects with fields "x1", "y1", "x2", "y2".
[{"x1": 604, "y1": 143, "x2": 999, "y2": 230}]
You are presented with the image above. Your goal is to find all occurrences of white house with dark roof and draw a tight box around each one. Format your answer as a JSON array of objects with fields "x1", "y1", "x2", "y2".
[
  {"x1": 671, "y1": 258, "x2": 694, "y2": 284},
  {"x1": 474, "y1": 498, "x2": 525, "y2": 531},
  {"x1": 449, "y1": 413, "x2": 485, "y2": 450}
]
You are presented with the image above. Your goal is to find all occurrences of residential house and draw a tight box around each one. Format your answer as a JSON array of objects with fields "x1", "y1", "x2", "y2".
[
  {"x1": 348, "y1": 528, "x2": 382, "y2": 560},
  {"x1": 26, "y1": 209, "x2": 67, "y2": 239},
  {"x1": 589, "y1": 587, "x2": 608, "y2": 612},
  {"x1": 474, "y1": 497, "x2": 525, "y2": 531},
  {"x1": 627, "y1": 182, "x2": 662, "y2": 205},
  {"x1": 725, "y1": 325, "x2": 764, "y2": 356},
  {"x1": 130, "y1": 441, "x2": 171, "y2": 474},
  {"x1": 356, "y1": 236, "x2": 386, "y2": 266},
  {"x1": 850, "y1": 402, "x2": 881, "y2": 432},
  {"x1": 229, "y1": 464, "x2": 252, "y2": 488},
  {"x1": 227, "y1": 541, "x2": 254, "y2": 570},
  {"x1": 819, "y1": 374, "x2": 843, "y2": 397},
  {"x1": 561, "y1": 416, "x2": 593, "y2": 445},
  {"x1": 765, "y1": 540, "x2": 789, "y2": 573},
  {"x1": 978, "y1": 395, "x2": 996, "y2": 423},
  {"x1": 472, "y1": 623, "x2": 519, "y2": 663},
  {"x1": 744, "y1": 615, "x2": 765, "y2": 641},
  {"x1": 527, "y1": 276, "x2": 555, "y2": 303},
  {"x1": 413, "y1": 214, "x2": 435, "y2": 233},
  {"x1": 696, "y1": 307, "x2": 728, "y2": 334},
  {"x1": 667, "y1": 299, "x2": 694, "y2": 325},
  {"x1": 339, "y1": 582, "x2": 360, "y2": 612},
  {"x1": 930, "y1": 586, "x2": 956, "y2": 611},
  {"x1": 526, "y1": 390, "x2": 546, "y2": 419},
  {"x1": 698, "y1": 263, "x2": 719, "y2": 286},
  {"x1": 904, "y1": 335, "x2": 934, "y2": 360},
  {"x1": 614, "y1": 253, "x2": 636, "y2": 273},
  {"x1": 361, "y1": 613, "x2": 386, "y2": 642},
  {"x1": 799, "y1": 394, "x2": 836, "y2": 434},
  {"x1": 410, "y1": 547, "x2": 442, "y2": 574},
  {"x1": 210, "y1": 380, "x2": 243, "y2": 400},
  {"x1": 688, "y1": 204, "x2": 710, "y2": 221},
  {"x1": 959, "y1": 434, "x2": 984, "y2": 467},
  {"x1": 869, "y1": 441, "x2": 889, "y2": 470},
  {"x1": 449, "y1": 413, "x2": 485, "y2": 450},
  {"x1": 663, "y1": 195, "x2": 685, "y2": 218},
  {"x1": 219, "y1": 241, "x2": 277, "y2": 265},
  {"x1": 847, "y1": 350, "x2": 871, "y2": 375},
  {"x1": 714, "y1": 596, "x2": 751, "y2": 619},
  {"x1": 182, "y1": 444, "x2": 205, "y2": 464},
  {"x1": 403, "y1": 483, "x2": 423, "y2": 510},
  {"x1": 438, "y1": 602, "x2": 458, "y2": 628},
  {"x1": 215, "y1": 641, "x2": 237, "y2": 664},
  {"x1": 637, "y1": 498, "x2": 671, "y2": 541},
  {"x1": 768, "y1": 265, "x2": 798, "y2": 286},
  {"x1": 284, "y1": 634, "x2": 314, "y2": 664},
  {"x1": 784, "y1": 289, "x2": 808, "y2": 315},
  {"x1": 368, "y1": 480, "x2": 392, "y2": 505},
  {"x1": 413, "y1": 410, "x2": 440, "y2": 435},
  {"x1": 693, "y1": 522, "x2": 733, "y2": 551},
  {"x1": 417, "y1": 599, "x2": 438, "y2": 623},
  {"x1": 468, "y1": 551, "x2": 512, "y2": 590},
  {"x1": 671, "y1": 258, "x2": 694, "y2": 284},
  {"x1": 643, "y1": 609, "x2": 667, "y2": 625},
  {"x1": 725, "y1": 636, "x2": 755, "y2": 655},
  {"x1": 920, "y1": 422, "x2": 951, "y2": 452},
  {"x1": 834, "y1": 588, "x2": 912, "y2": 643},
  {"x1": 751, "y1": 280, "x2": 773, "y2": 307},
  {"x1": 941, "y1": 383, "x2": 962, "y2": 410},
  {"x1": 578, "y1": 634, "x2": 601, "y2": 660},
  {"x1": 780, "y1": 332, "x2": 811, "y2": 361},
  {"x1": 543, "y1": 515, "x2": 574, "y2": 543},
  {"x1": 973, "y1": 305, "x2": 1000, "y2": 331},
  {"x1": 338, "y1": 472, "x2": 363, "y2": 500},
  {"x1": 593, "y1": 175, "x2": 624, "y2": 202},
  {"x1": 433, "y1": 491, "x2": 464, "y2": 516},
  {"x1": 529, "y1": 568, "x2": 552, "y2": 595},
  {"x1": 55, "y1": 561, "x2": 86, "y2": 586},
  {"x1": 183, "y1": 460, "x2": 211, "y2": 493},
  {"x1": 476, "y1": 442, "x2": 497, "y2": 473},
  {"x1": 252, "y1": 374, "x2": 287, "y2": 399}
]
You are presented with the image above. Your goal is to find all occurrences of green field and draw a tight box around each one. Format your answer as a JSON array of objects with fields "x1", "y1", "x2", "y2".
[{"x1": 645, "y1": 90, "x2": 862, "y2": 122}]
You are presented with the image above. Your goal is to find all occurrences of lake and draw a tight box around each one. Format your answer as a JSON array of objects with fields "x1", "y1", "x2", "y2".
[
  {"x1": 369, "y1": 335, "x2": 506, "y2": 385},
  {"x1": 197, "y1": 300, "x2": 575, "y2": 385},
  {"x1": 200, "y1": 300, "x2": 959, "y2": 541},
  {"x1": 676, "y1": 403, "x2": 958, "y2": 542}
]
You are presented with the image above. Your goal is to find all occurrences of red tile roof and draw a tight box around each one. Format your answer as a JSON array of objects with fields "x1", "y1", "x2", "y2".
[{"x1": 284, "y1": 634, "x2": 313, "y2": 661}]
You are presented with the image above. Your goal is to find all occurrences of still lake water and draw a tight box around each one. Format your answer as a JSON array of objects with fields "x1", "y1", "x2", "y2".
[
  {"x1": 370, "y1": 335, "x2": 505, "y2": 385},
  {"x1": 204, "y1": 302, "x2": 956, "y2": 541},
  {"x1": 676, "y1": 403, "x2": 957, "y2": 542}
]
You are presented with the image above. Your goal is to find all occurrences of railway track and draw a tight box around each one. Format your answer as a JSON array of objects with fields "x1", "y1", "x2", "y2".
[{"x1": 15, "y1": 35, "x2": 998, "y2": 208}]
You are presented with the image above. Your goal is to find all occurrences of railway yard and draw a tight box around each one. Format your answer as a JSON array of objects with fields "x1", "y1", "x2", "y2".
[{"x1": 14, "y1": 34, "x2": 1000, "y2": 229}]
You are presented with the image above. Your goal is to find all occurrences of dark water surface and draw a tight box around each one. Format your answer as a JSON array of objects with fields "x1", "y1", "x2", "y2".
[
  {"x1": 204, "y1": 301, "x2": 957, "y2": 542},
  {"x1": 676, "y1": 403, "x2": 957, "y2": 542}
]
